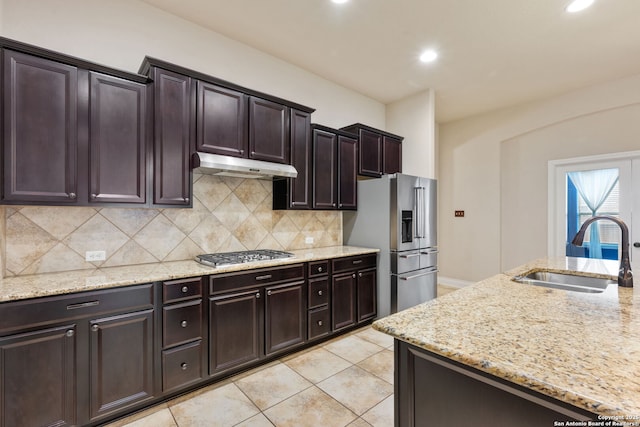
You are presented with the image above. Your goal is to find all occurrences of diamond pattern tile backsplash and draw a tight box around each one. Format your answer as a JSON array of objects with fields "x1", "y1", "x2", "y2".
[{"x1": 2, "y1": 174, "x2": 343, "y2": 277}]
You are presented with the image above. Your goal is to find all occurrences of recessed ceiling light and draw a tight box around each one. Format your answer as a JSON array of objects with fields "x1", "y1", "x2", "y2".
[
  {"x1": 565, "y1": 0, "x2": 595, "y2": 13},
  {"x1": 419, "y1": 49, "x2": 438, "y2": 63},
  {"x1": 331, "y1": 0, "x2": 349, "y2": 4}
]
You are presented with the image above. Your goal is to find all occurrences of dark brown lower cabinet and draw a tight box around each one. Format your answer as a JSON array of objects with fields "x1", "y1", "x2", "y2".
[
  {"x1": 265, "y1": 281, "x2": 306, "y2": 355},
  {"x1": 0, "y1": 325, "x2": 77, "y2": 427},
  {"x1": 331, "y1": 273, "x2": 357, "y2": 331},
  {"x1": 89, "y1": 309, "x2": 154, "y2": 422},
  {"x1": 356, "y1": 267, "x2": 377, "y2": 322},
  {"x1": 331, "y1": 254, "x2": 378, "y2": 331},
  {"x1": 209, "y1": 288, "x2": 263, "y2": 374},
  {"x1": 395, "y1": 340, "x2": 596, "y2": 427}
]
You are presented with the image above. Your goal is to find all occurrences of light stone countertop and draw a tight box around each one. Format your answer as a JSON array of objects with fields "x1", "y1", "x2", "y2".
[
  {"x1": 0, "y1": 246, "x2": 379, "y2": 303},
  {"x1": 373, "y1": 256, "x2": 640, "y2": 418}
]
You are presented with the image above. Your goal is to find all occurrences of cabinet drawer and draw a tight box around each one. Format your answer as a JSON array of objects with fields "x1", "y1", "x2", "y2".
[
  {"x1": 163, "y1": 299, "x2": 202, "y2": 348},
  {"x1": 308, "y1": 278, "x2": 329, "y2": 309},
  {"x1": 0, "y1": 284, "x2": 154, "y2": 335},
  {"x1": 308, "y1": 260, "x2": 329, "y2": 277},
  {"x1": 210, "y1": 264, "x2": 305, "y2": 295},
  {"x1": 308, "y1": 307, "x2": 330, "y2": 340},
  {"x1": 163, "y1": 277, "x2": 203, "y2": 304},
  {"x1": 162, "y1": 340, "x2": 203, "y2": 392},
  {"x1": 332, "y1": 254, "x2": 376, "y2": 274}
]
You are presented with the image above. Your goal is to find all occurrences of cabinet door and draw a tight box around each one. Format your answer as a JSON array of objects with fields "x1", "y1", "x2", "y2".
[
  {"x1": 357, "y1": 267, "x2": 377, "y2": 322},
  {"x1": 209, "y1": 289, "x2": 262, "y2": 374},
  {"x1": 249, "y1": 97, "x2": 289, "y2": 163},
  {"x1": 196, "y1": 81, "x2": 247, "y2": 157},
  {"x1": 358, "y1": 129, "x2": 383, "y2": 177},
  {"x1": 0, "y1": 325, "x2": 76, "y2": 427},
  {"x1": 383, "y1": 135, "x2": 402, "y2": 174},
  {"x1": 152, "y1": 68, "x2": 192, "y2": 206},
  {"x1": 312, "y1": 128, "x2": 337, "y2": 209},
  {"x1": 89, "y1": 309, "x2": 154, "y2": 421},
  {"x1": 338, "y1": 134, "x2": 358, "y2": 210},
  {"x1": 89, "y1": 72, "x2": 147, "y2": 204},
  {"x1": 265, "y1": 281, "x2": 306, "y2": 355},
  {"x1": 2, "y1": 50, "x2": 78, "y2": 203},
  {"x1": 289, "y1": 108, "x2": 312, "y2": 208},
  {"x1": 332, "y1": 273, "x2": 356, "y2": 331}
]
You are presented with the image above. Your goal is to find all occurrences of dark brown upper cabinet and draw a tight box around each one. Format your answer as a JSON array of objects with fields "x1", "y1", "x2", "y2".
[
  {"x1": 340, "y1": 123, "x2": 403, "y2": 178},
  {"x1": 149, "y1": 67, "x2": 193, "y2": 206},
  {"x1": 272, "y1": 109, "x2": 312, "y2": 210},
  {"x1": 1, "y1": 38, "x2": 151, "y2": 207},
  {"x1": 249, "y1": 97, "x2": 290, "y2": 164},
  {"x1": 89, "y1": 72, "x2": 147, "y2": 204},
  {"x1": 196, "y1": 81, "x2": 247, "y2": 157},
  {"x1": 2, "y1": 49, "x2": 79, "y2": 203},
  {"x1": 311, "y1": 125, "x2": 358, "y2": 210}
]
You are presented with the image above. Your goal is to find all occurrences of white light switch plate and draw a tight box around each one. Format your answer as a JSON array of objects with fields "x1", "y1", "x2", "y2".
[
  {"x1": 305, "y1": 236, "x2": 314, "y2": 244},
  {"x1": 85, "y1": 250, "x2": 106, "y2": 262}
]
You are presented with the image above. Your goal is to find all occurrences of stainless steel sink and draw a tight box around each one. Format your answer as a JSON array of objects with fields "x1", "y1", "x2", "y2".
[{"x1": 512, "y1": 271, "x2": 616, "y2": 293}]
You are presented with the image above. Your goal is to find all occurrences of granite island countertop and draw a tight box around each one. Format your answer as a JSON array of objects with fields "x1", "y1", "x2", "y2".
[
  {"x1": 0, "y1": 245, "x2": 379, "y2": 303},
  {"x1": 374, "y1": 257, "x2": 640, "y2": 419}
]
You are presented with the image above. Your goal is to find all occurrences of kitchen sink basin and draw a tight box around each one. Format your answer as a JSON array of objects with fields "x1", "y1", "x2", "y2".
[{"x1": 512, "y1": 271, "x2": 616, "y2": 293}]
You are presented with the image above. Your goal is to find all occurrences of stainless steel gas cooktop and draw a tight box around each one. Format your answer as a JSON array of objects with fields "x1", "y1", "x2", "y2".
[{"x1": 195, "y1": 249, "x2": 295, "y2": 268}]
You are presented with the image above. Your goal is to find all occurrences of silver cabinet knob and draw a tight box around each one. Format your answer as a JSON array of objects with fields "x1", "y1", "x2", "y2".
[
  {"x1": 318, "y1": 267, "x2": 323, "y2": 272},
  {"x1": 91, "y1": 325, "x2": 99, "y2": 332},
  {"x1": 352, "y1": 274, "x2": 356, "y2": 278},
  {"x1": 318, "y1": 320, "x2": 323, "y2": 326},
  {"x1": 66, "y1": 330, "x2": 74, "y2": 337},
  {"x1": 181, "y1": 320, "x2": 188, "y2": 328},
  {"x1": 256, "y1": 292, "x2": 261, "y2": 299},
  {"x1": 359, "y1": 273, "x2": 362, "y2": 278},
  {"x1": 181, "y1": 363, "x2": 188, "y2": 370},
  {"x1": 90, "y1": 193, "x2": 97, "y2": 199},
  {"x1": 68, "y1": 192, "x2": 76, "y2": 199},
  {"x1": 181, "y1": 286, "x2": 189, "y2": 293},
  {"x1": 267, "y1": 290, "x2": 272, "y2": 296},
  {"x1": 318, "y1": 290, "x2": 323, "y2": 296}
]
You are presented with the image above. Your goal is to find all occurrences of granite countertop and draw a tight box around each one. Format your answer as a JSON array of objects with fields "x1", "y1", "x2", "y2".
[
  {"x1": 0, "y1": 245, "x2": 379, "y2": 303},
  {"x1": 374, "y1": 257, "x2": 640, "y2": 419}
]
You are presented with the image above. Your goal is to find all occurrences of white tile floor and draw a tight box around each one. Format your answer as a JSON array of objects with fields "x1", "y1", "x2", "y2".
[
  {"x1": 106, "y1": 326, "x2": 395, "y2": 427},
  {"x1": 106, "y1": 285, "x2": 458, "y2": 427}
]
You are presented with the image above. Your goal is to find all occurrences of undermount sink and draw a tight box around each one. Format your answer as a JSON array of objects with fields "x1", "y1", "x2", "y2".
[{"x1": 512, "y1": 270, "x2": 616, "y2": 293}]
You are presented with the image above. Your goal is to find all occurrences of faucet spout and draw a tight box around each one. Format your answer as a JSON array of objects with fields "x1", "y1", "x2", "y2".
[{"x1": 571, "y1": 215, "x2": 633, "y2": 288}]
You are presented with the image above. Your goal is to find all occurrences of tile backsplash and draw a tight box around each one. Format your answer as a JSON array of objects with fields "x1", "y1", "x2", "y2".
[{"x1": 3, "y1": 174, "x2": 342, "y2": 277}]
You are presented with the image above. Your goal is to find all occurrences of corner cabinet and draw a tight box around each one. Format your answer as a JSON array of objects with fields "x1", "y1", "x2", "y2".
[{"x1": 340, "y1": 123, "x2": 403, "y2": 178}]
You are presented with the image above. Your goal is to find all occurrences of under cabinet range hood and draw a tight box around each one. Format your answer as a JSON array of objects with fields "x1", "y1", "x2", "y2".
[{"x1": 192, "y1": 152, "x2": 297, "y2": 179}]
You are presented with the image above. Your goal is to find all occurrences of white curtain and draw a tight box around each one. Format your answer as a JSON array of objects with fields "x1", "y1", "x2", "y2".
[{"x1": 568, "y1": 168, "x2": 619, "y2": 258}]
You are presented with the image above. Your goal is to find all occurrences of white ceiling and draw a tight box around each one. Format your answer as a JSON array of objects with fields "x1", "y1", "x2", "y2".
[{"x1": 141, "y1": 0, "x2": 640, "y2": 123}]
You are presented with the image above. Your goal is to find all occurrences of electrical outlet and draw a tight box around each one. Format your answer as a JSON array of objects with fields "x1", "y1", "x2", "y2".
[
  {"x1": 85, "y1": 250, "x2": 106, "y2": 262},
  {"x1": 305, "y1": 236, "x2": 314, "y2": 244},
  {"x1": 454, "y1": 210, "x2": 465, "y2": 217}
]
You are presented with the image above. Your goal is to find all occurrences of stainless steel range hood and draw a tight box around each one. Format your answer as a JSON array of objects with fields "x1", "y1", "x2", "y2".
[{"x1": 193, "y1": 152, "x2": 297, "y2": 179}]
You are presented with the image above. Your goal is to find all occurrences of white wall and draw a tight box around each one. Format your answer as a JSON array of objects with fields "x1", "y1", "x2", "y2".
[
  {"x1": 439, "y1": 73, "x2": 640, "y2": 283},
  {"x1": 0, "y1": 0, "x2": 384, "y2": 129},
  {"x1": 386, "y1": 89, "x2": 436, "y2": 178}
]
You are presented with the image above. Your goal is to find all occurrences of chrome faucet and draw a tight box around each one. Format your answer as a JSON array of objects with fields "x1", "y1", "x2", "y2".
[{"x1": 571, "y1": 215, "x2": 633, "y2": 288}]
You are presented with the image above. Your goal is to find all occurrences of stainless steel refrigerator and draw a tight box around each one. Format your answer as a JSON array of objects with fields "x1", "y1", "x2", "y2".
[{"x1": 343, "y1": 173, "x2": 437, "y2": 317}]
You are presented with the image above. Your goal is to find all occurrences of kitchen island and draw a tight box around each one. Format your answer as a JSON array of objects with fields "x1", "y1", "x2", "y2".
[{"x1": 373, "y1": 257, "x2": 640, "y2": 427}]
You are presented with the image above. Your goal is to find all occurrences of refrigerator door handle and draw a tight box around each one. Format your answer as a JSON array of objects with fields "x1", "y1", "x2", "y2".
[
  {"x1": 414, "y1": 187, "x2": 425, "y2": 238},
  {"x1": 420, "y1": 248, "x2": 439, "y2": 255},
  {"x1": 399, "y1": 253, "x2": 421, "y2": 259},
  {"x1": 399, "y1": 268, "x2": 438, "y2": 281}
]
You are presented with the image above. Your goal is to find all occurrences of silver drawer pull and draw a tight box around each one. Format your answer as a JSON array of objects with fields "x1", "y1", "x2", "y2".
[
  {"x1": 67, "y1": 301, "x2": 99, "y2": 310},
  {"x1": 399, "y1": 269, "x2": 438, "y2": 281},
  {"x1": 420, "y1": 249, "x2": 439, "y2": 255},
  {"x1": 181, "y1": 363, "x2": 188, "y2": 370},
  {"x1": 181, "y1": 321, "x2": 188, "y2": 328},
  {"x1": 255, "y1": 274, "x2": 272, "y2": 281},
  {"x1": 181, "y1": 286, "x2": 189, "y2": 293},
  {"x1": 352, "y1": 260, "x2": 363, "y2": 265},
  {"x1": 399, "y1": 253, "x2": 420, "y2": 259}
]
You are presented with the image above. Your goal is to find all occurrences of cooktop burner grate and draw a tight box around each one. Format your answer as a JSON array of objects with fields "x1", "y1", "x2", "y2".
[{"x1": 195, "y1": 249, "x2": 295, "y2": 268}]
